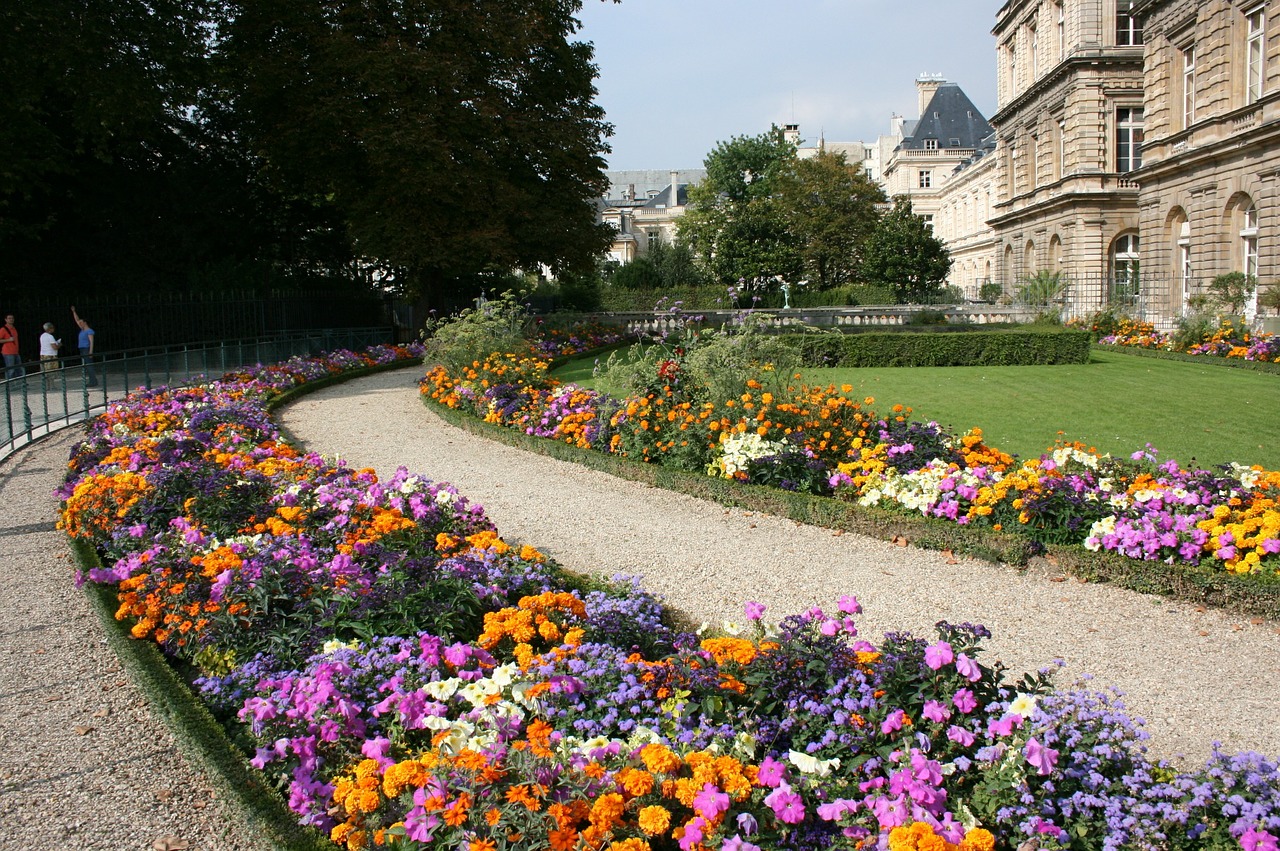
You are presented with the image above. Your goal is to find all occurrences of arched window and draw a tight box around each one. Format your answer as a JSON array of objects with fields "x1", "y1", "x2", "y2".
[
  {"x1": 1110, "y1": 233, "x2": 1139, "y2": 305},
  {"x1": 1024, "y1": 240, "x2": 1036, "y2": 276}
]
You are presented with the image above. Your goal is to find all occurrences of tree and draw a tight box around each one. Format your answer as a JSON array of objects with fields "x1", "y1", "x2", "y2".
[
  {"x1": 678, "y1": 127, "x2": 801, "y2": 288},
  {"x1": 775, "y1": 150, "x2": 886, "y2": 289},
  {"x1": 861, "y1": 197, "x2": 952, "y2": 303},
  {"x1": 217, "y1": 0, "x2": 616, "y2": 303}
]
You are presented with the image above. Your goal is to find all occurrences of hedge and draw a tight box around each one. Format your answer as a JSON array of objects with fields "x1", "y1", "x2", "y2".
[{"x1": 790, "y1": 328, "x2": 1092, "y2": 367}]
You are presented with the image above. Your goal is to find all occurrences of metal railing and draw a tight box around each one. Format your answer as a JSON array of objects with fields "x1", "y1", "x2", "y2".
[{"x1": 1, "y1": 327, "x2": 394, "y2": 463}]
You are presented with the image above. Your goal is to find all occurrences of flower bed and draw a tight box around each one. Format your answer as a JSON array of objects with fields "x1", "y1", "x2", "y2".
[
  {"x1": 420, "y1": 337, "x2": 1280, "y2": 583},
  {"x1": 1099, "y1": 318, "x2": 1280, "y2": 364},
  {"x1": 59, "y1": 342, "x2": 1280, "y2": 851}
]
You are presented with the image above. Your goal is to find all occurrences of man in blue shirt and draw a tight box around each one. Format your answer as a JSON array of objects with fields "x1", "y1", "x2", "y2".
[{"x1": 71, "y1": 305, "x2": 96, "y2": 387}]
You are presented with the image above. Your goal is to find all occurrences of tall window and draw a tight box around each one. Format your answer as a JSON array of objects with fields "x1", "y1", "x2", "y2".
[
  {"x1": 1116, "y1": 107, "x2": 1144, "y2": 172},
  {"x1": 1057, "y1": 118, "x2": 1067, "y2": 179},
  {"x1": 1029, "y1": 23, "x2": 1039, "y2": 78},
  {"x1": 1111, "y1": 234, "x2": 1140, "y2": 305},
  {"x1": 1006, "y1": 41, "x2": 1017, "y2": 95},
  {"x1": 1029, "y1": 134, "x2": 1039, "y2": 188},
  {"x1": 1178, "y1": 221, "x2": 1192, "y2": 312},
  {"x1": 1182, "y1": 44, "x2": 1197, "y2": 127},
  {"x1": 1242, "y1": 204, "x2": 1259, "y2": 280},
  {"x1": 1116, "y1": 1, "x2": 1142, "y2": 45},
  {"x1": 919, "y1": 170, "x2": 932, "y2": 189},
  {"x1": 1056, "y1": 1, "x2": 1066, "y2": 58},
  {"x1": 646, "y1": 229, "x2": 661, "y2": 252},
  {"x1": 1248, "y1": 6, "x2": 1267, "y2": 105}
]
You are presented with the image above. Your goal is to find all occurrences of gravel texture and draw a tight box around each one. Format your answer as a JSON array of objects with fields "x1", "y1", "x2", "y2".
[
  {"x1": 0, "y1": 430, "x2": 264, "y2": 851},
  {"x1": 278, "y1": 367, "x2": 1280, "y2": 767}
]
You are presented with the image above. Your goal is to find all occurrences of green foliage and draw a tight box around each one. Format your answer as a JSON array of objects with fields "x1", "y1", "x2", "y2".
[
  {"x1": 978, "y1": 281, "x2": 1004, "y2": 303},
  {"x1": 554, "y1": 269, "x2": 603, "y2": 312},
  {"x1": 611, "y1": 257, "x2": 663, "y2": 290},
  {"x1": 848, "y1": 284, "x2": 897, "y2": 305},
  {"x1": 860, "y1": 197, "x2": 952, "y2": 303},
  {"x1": 646, "y1": 240, "x2": 707, "y2": 289},
  {"x1": 774, "y1": 149, "x2": 886, "y2": 289},
  {"x1": 1170, "y1": 313, "x2": 1219, "y2": 351},
  {"x1": 1077, "y1": 305, "x2": 1131, "y2": 339},
  {"x1": 1015, "y1": 270, "x2": 1067, "y2": 306},
  {"x1": 792, "y1": 329, "x2": 1092, "y2": 368},
  {"x1": 421, "y1": 291, "x2": 534, "y2": 373},
  {"x1": 679, "y1": 127, "x2": 802, "y2": 287},
  {"x1": 1205, "y1": 271, "x2": 1257, "y2": 315},
  {"x1": 1258, "y1": 282, "x2": 1280, "y2": 315},
  {"x1": 681, "y1": 314, "x2": 802, "y2": 403}
]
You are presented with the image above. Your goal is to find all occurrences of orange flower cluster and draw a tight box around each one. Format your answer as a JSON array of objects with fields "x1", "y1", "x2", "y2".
[
  {"x1": 1197, "y1": 469, "x2": 1280, "y2": 574},
  {"x1": 609, "y1": 391, "x2": 714, "y2": 463},
  {"x1": 477, "y1": 591, "x2": 588, "y2": 655},
  {"x1": 957, "y1": 428, "x2": 1013, "y2": 472},
  {"x1": 889, "y1": 821, "x2": 996, "y2": 851},
  {"x1": 59, "y1": 471, "x2": 154, "y2": 542}
]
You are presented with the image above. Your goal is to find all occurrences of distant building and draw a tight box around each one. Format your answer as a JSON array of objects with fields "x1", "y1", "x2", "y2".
[
  {"x1": 882, "y1": 76, "x2": 997, "y2": 235},
  {"x1": 598, "y1": 169, "x2": 705, "y2": 264}
]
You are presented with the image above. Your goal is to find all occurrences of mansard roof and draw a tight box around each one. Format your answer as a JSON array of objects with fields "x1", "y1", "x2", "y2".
[{"x1": 899, "y1": 83, "x2": 993, "y2": 151}]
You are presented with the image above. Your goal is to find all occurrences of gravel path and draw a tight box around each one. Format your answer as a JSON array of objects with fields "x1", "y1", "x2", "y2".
[
  {"x1": 279, "y1": 367, "x2": 1280, "y2": 766},
  {"x1": 0, "y1": 430, "x2": 263, "y2": 851}
]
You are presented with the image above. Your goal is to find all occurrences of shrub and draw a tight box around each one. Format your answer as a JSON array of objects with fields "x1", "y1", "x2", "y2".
[{"x1": 421, "y1": 291, "x2": 535, "y2": 373}]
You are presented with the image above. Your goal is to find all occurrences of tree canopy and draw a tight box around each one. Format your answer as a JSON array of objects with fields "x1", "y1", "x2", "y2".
[
  {"x1": 678, "y1": 129, "x2": 885, "y2": 292},
  {"x1": 0, "y1": 0, "x2": 618, "y2": 306},
  {"x1": 861, "y1": 197, "x2": 953, "y2": 302}
]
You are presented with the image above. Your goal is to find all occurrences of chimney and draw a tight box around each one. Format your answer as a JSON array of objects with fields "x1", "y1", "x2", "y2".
[
  {"x1": 626, "y1": 183, "x2": 635, "y2": 203},
  {"x1": 916, "y1": 73, "x2": 945, "y2": 117},
  {"x1": 670, "y1": 170, "x2": 680, "y2": 206}
]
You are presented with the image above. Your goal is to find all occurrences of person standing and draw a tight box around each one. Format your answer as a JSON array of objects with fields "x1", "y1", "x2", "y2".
[
  {"x1": 0, "y1": 313, "x2": 21, "y2": 378},
  {"x1": 39, "y1": 322, "x2": 62, "y2": 372},
  {"x1": 71, "y1": 305, "x2": 97, "y2": 386}
]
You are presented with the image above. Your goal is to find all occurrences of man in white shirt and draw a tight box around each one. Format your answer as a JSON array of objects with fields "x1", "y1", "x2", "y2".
[{"x1": 39, "y1": 322, "x2": 61, "y2": 372}]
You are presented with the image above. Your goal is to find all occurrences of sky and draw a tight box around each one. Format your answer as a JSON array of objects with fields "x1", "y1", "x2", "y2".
[{"x1": 575, "y1": 0, "x2": 1005, "y2": 171}]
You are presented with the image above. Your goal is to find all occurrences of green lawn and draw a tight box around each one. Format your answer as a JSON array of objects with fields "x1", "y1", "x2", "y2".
[{"x1": 552, "y1": 349, "x2": 1280, "y2": 469}]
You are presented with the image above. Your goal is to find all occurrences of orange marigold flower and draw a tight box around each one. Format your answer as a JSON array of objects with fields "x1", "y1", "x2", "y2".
[
  {"x1": 959, "y1": 828, "x2": 996, "y2": 851},
  {"x1": 548, "y1": 827, "x2": 578, "y2": 851},
  {"x1": 637, "y1": 805, "x2": 671, "y2": 836}
]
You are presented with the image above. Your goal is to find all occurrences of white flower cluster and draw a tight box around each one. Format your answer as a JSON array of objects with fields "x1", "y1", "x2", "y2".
[
  {"x1": 1051, "y1": 445, "x2": 1103, "y2": 469},
  {"x1": 407, "y1": 663, "x2": 541, "y2": 755},
  {"x1": 709, "y1": 430, "x2": 788, "y2": 479},
  {"x1": 858, "y1": 458, "x2": 989, "y2": 515}
]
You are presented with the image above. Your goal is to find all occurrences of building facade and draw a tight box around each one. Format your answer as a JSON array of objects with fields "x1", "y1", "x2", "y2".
[
  {"x1": 598, "y1": 170, "x2": 703, "y2": 265},
  {"x1": 1131, "y1": 0, "x2": 1279, "y2": 320},
  {"x1": 983, "y1": 0, "x2": 1146, "y2": 313}
]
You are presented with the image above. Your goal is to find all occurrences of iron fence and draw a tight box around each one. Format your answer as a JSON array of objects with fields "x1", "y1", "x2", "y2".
[{"x1": 1, "y1": 327, "x2": 395, "y2": 463}]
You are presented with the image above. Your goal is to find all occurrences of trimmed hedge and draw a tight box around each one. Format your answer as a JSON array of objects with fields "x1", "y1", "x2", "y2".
[
  {"x1": 424, "y1": 398, "x2": 1280, "y2": 621},
  {"x1": 791, "y1": 328, "x2": 1092, "y2": 367}
]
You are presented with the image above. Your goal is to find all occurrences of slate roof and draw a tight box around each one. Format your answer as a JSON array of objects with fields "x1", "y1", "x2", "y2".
[{"x1": 898, "y1": 83, "x2": 993, "y2": 151}]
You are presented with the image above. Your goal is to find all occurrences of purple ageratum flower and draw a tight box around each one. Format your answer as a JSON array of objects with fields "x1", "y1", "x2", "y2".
[
  {"x1": 923, "y1": 641, "x2": 954, "y2": 670},
  {"x1": 1023, "y1": 737, "x2": 1060, "y2": 775},
  {"x1": 955, "y1": 652, "x2": 982, "y2": 682},
  {"x1": 744, "y1": 600, "x2": 767, "y2": 621}
]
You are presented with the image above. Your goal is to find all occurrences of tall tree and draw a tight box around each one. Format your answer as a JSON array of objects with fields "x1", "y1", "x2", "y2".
[
  {"x1": 775, "y1": 149, "x2": 886, "y2": 290},
  {"x1": 861, "y1": 197, "x2": 952, "y2": 303},
  {"x1": 218, "y1": 0, "x2": 616, "y2": 302},
  {"x1": 678, "y1": 127, "x2": 801, "y2": 288}
]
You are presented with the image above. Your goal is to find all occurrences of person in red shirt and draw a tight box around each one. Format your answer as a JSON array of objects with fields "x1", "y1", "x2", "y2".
[{"x1": 0, "y1": 313, "x2": 22, "y2": 378}]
